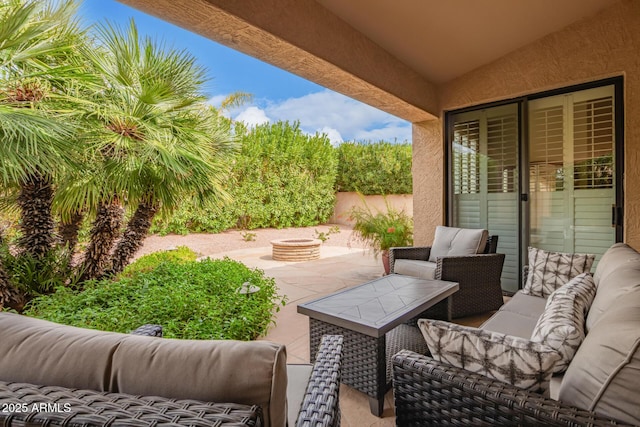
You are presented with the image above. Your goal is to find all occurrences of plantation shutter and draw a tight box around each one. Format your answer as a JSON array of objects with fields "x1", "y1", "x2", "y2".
[
  {"x1": 528, "y1": 85, "x2": 615, "y2": 263},
  {"x1": 451, "y1": 104, "x2": 520, "y2": 292},
  {"x1": 486, "y1": 113, "x2": 518, "y2": 290}
]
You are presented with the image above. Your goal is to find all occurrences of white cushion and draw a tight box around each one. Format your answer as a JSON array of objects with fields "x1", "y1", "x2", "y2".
[
  {"x1": 522, "y1": 247, "x2": 595, "y2": 298},
  {"x1": 393, "y1": 259, "x2": 436, "y2": 279},
  {"x1": 418, "y1": 319, "x2": 561, "y2": 396},
  {"x1": 428, "y1": 226, "x2": 488, "y2": 262},
  {"x1": 530, "y1": 273, "x2": 596, "y2": 373}
]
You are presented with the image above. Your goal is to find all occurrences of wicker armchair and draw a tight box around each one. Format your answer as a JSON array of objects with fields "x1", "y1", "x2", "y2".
[
  {"x1": 0, "y1": 319, "x2": 343, "y2": 427},
  {"x1": 389, "y1": 235, "x2": 505, "y2": 319},
  {"x1": 391, "y1": 350, "x2": 633, "y2": 427}
]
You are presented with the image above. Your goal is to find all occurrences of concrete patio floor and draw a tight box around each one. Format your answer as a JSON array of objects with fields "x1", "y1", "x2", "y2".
[{"x1": 205, "y1": 244, "x2": 491, "y2": 427}]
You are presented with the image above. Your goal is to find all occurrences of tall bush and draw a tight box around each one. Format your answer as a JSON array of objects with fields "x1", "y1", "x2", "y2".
[
  {"x1": 335, "y1": 141, "x2": 412, "y2": 195},
  {"x1": 152, "y1": 121, "x2": 338, "y2": 233}
]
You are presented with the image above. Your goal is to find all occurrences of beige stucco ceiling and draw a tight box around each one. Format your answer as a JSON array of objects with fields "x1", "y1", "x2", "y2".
[
  {"x1": 117, "y1": 0, "x2": 620, "y2": 121},
  {"x1": 316, "y1": 0, "x2": 620, "y2": 83}
]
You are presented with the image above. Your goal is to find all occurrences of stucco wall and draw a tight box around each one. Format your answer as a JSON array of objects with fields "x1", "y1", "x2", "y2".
[
  {"x1": 414, "y1": 0, "x2": 640, "y2": 247},
  {"x1": 330, "y1": 192, "x2": 413, "y2": 226}
]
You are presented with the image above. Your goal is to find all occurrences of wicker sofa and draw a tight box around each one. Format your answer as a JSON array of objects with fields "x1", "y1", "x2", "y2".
[
  {"x1": 0, "y1": 313, "x2": 343, "y2": 427},
  {"x1": 389, "y1": 226, "x2": 505, "y2": 318},
  {"x1": 392, "y1": 242, "x2": 640, "y2": 426}
]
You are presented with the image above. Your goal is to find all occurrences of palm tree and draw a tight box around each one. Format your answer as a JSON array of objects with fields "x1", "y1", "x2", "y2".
[
  {"x1": 0, "y1": 0, "x2": 87, "y2": 259},
  {"x1": 75, "y1": 21, "x2": 235, "y2": 279}
]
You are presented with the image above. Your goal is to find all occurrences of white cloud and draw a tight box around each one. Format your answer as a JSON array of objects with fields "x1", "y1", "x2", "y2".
[
  {"x1": 218, "y1": 89, "x2": 411, "y2": 143},
  {"x1": 353, "y1": 125, "x2": 411, "y2": 144},
  {"x1": 207, "y1": 94, "x2": 228, "y2": 107},
  {"x1": 317, "y1": 126, "x2": 343, "y2": 146},
  {"x1": 234, "y1": 106, "x2": 270, "y2": 127}
]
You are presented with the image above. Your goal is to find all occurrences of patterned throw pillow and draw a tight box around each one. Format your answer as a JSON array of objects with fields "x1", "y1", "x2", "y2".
[
  {"x1": 418, "y1": 319, "x2": 561, "y2": 396},
  {"x1": 523, "y1": 247, "x2": 595, "y2": 298},
  {"x1": 531, "y1": 273, "x2": 596, "y2": 373}
]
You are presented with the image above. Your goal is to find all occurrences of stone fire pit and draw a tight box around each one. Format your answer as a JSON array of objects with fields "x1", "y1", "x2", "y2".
[{"x1": 270, "y1": 238, "x2": 322, "y2": 261}]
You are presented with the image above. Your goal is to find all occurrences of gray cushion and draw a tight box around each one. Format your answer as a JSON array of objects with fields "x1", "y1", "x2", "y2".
[
  {"x1": 428, "y1": 226, "x2": 488, "y2": 262},
  {"x1": 587, "y1": 243, "x2": 640, "y2": 331},
  {"x1": 393, "y1": 259, "x2": 436, "y2": 279},
  {"x1": 0, "y1": 313, "x2": 289, "y2": 427},
  {"x1": 0, "y1": 312, "x2": 122, "y2": 391},
  {"x1": 112, "y1": 335, "x2": 288, "y2": 427},
  {"x1": 480, "y1": 310, "x2": 541, "y2": 339},
  {"x1": 559, "y1": 291, "x2": 640, "y2": 425},
  {"x1": 498, "y1": 291, "x2": 548, "y2": 320},
  {"x1": 479, "y1": 291, "x2": 547, "y2": 339},
  {"x1": 419, "y1": 319, "x2": 560, "y2": 396},
  {"x1": 287, "y1": 364, "x2": 313, "y2": 426}
]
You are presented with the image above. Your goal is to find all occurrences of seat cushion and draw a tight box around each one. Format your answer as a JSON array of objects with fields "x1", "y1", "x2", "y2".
[
  {"x1": 286, "y1": 364, "x2": 313, "y2": 427},
  {"x1": 559, "y1": 290, "x2": 640, "y2": 425},
  {"x1": 480, "y1": 291, "x2": 546, "y2": 339},
  {"x1": 418, "y1": 319, "x2": 560, "y2": 396},
  {"x1": 428, "y1": 226, "x2": 488, "y2": 262},
  {"x1": 393, "y1": 259, "x2": 436, "y2": 279},
  {"x1": 522, "y1": 247, "x2": 595, "y2": 298}
]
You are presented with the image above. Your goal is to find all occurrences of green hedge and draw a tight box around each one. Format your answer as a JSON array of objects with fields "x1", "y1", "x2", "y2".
[
  {"x1": 150, "y1": 128, "x2": 412, "y2": 235},
  {"x1": 151, "y1": 121, "x2": 337, "y2": 234},
  {"x1": 335, "y1": 141, "x2": 412, "y2": 195}
]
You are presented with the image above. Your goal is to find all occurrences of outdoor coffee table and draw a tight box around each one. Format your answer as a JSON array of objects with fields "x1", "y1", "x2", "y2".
[{"x1": 297, "y1": 274, "x2": 458, "y2": 416}]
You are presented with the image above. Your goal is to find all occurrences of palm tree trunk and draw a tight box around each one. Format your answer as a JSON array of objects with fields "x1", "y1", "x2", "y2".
[
  {"x1": 17, "y1": 172, "x2": 56, "y2": 258},
  {"x1": 59, "y1": 210, "x2": 84, "y2": 254},
  {"x1": 0, "y1": 230, "x2": 24, "y2": 312},
  {"x1": 80, "y1": 198, "x2": 123, "y2": 282},
  {"x1": 108, "y1": 200, "x2": 158, "y2": 276}
]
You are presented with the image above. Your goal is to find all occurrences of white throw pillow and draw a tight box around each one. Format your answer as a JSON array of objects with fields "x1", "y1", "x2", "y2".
[
  {"x1": 531, "y1": 273, "x2": 596, "y2": 373},
  {"x1": 428, "y1": 226, "x2": 488, "y2": 262},
  {"x1": 523, "y1": 247, "x2": 595, "y2": 298},
  {"x1": 418, "y1": 319, "x2": 561, "y2": 396}
]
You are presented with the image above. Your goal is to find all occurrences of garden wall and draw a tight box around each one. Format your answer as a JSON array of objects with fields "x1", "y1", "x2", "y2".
[{"x1": 330, "y1": 192, "x2": 413, "y2": 226}]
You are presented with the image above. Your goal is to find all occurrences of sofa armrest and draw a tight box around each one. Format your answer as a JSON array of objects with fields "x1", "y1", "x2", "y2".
[
  {"x1": 392, "y1": 350, "x2": 630, "y2": 427},
  {"x1": 389, "y1": 246, "x2": 431, "y2": 273},
  {"x1": 296, "y1": 335, "x2": 343, "y2": 427},
  {"x1": 130, "y1": 324, "x2": 163, "y2": 337}
]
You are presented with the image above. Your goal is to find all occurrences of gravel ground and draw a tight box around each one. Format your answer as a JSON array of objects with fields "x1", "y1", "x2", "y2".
[{"x1": 135, "y1": 223, "x2": 366, "y2": 259}]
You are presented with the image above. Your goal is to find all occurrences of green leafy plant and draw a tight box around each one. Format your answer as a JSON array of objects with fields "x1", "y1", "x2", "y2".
[
  {"x1": 314, "y1": 225, "x2": 340, "y2": 243},
  {"x1": 1, "y1": 243, "x2": 81, "y2": 309},
  {"x1": 151, "y1": 121, "x2": 338, "y2": 234},
  {"x1": 25, "y1": 257, "x2": 286, "y2": 341},
  {"x1": 241, "y1": 231, "x2": 257, "y2": 242},
  {"x1": 335, "y1": 141, "x2": 412, "y2": 195},
  {"x1": 119, "y1": 246, "x2": 197, "y2": 278},
  {"x1": 349, "y1": 198, "x2": 413, "y2": 256}
]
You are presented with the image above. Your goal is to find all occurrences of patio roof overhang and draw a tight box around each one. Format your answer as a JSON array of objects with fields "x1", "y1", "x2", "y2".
[{"x1": 117, "y1": 0, "x2": 619, "y2": 122}]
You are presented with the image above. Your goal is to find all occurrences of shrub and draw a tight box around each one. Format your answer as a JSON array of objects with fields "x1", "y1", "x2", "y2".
[
  {"x1": 335, "y1": 141, "x2": 412, "y2": 195},
  {"x1": 119, "y1": 246, "x2": 198, "y2": 277},
  {"x1": 1, "y1": 244, "x2": 79, "y2": 297},
  {"x1": 25, "y1": 257, "x2": 286, "y2": 340},
  {"x1": 151, "y1": 121, "x2": 338, "y2": 233}
]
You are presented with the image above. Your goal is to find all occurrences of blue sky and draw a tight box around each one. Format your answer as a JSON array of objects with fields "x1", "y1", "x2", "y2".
[{"x1": 78, "y1": 0, "x2": 411, "y2": 145}]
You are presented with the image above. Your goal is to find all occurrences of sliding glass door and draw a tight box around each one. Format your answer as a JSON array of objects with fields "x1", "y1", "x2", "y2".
[
  {"x1": 528, "y1": 85, "x2": 616, "y2": 266},
  {"x1": 448, "y1": 81, "x2": 621, "y2": 293}
]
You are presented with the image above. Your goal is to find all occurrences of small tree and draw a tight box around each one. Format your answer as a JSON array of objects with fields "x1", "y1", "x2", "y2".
[{"x1": 72, "y1": 21, "x2": 236, "y2": 279}]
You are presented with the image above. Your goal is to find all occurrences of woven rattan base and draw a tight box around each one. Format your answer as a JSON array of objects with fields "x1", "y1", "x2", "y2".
[
  {"x1": 310, "y1": 318, "x2": 386, "y2": 416},
  {"x1": 0, "y1": 381, "x2": 261, "y2": 427}
]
